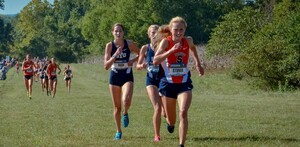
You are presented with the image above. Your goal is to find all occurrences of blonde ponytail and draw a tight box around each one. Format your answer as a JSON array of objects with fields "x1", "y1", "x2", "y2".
[{"x1": 153, "y1": 24, "x2": 171, "y2": 52}]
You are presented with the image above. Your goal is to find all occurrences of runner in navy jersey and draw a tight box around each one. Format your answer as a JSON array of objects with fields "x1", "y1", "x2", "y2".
[
  {"x1": 104, "y1": 23, "x2": 140, "y2": 140},
  {"x1": 63, "y1": 65, "x2": 73, "y2": 93},
  {"x1": 137, "y1": 24, "x2": 166, "y2": 142}
]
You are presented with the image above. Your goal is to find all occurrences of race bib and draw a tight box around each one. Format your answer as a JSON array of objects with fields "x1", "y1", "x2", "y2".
[
  {"x1": 147, "y1": 65, "x2": 159, "y2": 73},
  {"x1": 112, "y1": 63, "x2": 128, "y2": 69},
  {"x1": 26, "y1": 69, "x2": 33, "y2": 73},
  {"x1": 169, "y1": 64, "x2": 186, "y2": 76},
  {"x1": 51, "y1": 71, "x2": 56, "y2": 76}
]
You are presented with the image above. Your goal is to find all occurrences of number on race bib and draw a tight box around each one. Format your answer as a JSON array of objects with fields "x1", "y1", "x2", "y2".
[
  {"x1": 112, "y1": 63, "x2": 128, "y2": 69},
  {"x1": 169, "y1": 63, "x2": 186, "y2": 76}
]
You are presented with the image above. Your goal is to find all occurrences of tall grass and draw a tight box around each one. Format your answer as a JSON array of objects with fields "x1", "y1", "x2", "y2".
[{"x1": 0, "y1": 64, "x2": 299, "y2": 146}]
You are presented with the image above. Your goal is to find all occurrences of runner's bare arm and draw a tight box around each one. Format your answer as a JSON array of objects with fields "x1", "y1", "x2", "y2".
[
  {"x1": 127, "y1": 40, "x2": 140, "y2": 67},
  {"x1": 104, "y1": 43, "x2": 116, "y2": 70},
  {"x1": 136, "y1": 44, "x2": 147, "y2": 70},
  {"x1": 187, "y1": 37, "x2": 204, "y2": 76},
  {"x1": 153, "y1": 38, "x2": 180, "y2": 66}
]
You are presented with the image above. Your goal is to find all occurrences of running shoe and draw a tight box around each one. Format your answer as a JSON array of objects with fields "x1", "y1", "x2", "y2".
[
  {"x1": 178, "y1": 144, "x2": 184, "y2": 147},
  {"x1": 26, "y1": 92, "x2": 29, "y2": 97},
  {"x1": 114, "y1": 132, "x2": 122, "y2": 140},
  {"x1": 122, "y1": 114, "x2": 129, "y2": 128},
  {"x1": 167, "y1": 123, "x2": 174, "y2": 133},
  {"x1": 154, "y1": 136, "x2": 161, "y2": 142}
]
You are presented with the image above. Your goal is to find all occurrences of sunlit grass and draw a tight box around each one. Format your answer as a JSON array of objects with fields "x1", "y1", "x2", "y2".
[{"x1": 0, "y1": 64, "x2": 299, "y2": 146}]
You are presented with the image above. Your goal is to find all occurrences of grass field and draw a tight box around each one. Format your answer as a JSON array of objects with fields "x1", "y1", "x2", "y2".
[{"x1": 0, "y1": 63, "x2": 299, "y2": 146}]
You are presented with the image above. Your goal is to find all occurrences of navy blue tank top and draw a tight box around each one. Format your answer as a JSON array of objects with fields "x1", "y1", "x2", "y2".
[
  {"x1": 146, "y1": 44, "x2": 159, "y2": 74},
  {"x1": 146, "y1": 44, "x2": 155, "y2": 67},
  {"x1": 66, "y1": 69, "x2": 72, "y2": 77},
  {"x1": 111, "y1": 40, "x2": 131, "y2": 64}
]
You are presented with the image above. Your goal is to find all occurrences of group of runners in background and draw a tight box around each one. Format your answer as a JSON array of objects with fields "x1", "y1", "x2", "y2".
[{"x1": 21, "y1": 55, "x2": 73, "y2": 99}]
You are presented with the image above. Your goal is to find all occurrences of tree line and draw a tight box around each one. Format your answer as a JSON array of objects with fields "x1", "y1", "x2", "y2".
[
  {"x1": 0, "y1": 0, "x2": 299, "y2": 89},
  {"x1": 1, "y1": 0, "x2": 247, "y2": 62}
]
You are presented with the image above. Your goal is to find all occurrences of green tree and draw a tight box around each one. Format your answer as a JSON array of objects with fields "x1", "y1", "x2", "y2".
[
  {"x1": 47, "y1": 0, "x2": 90, "y2": 62},
  {"x1": 0, "y1": 19, "x2": 7, "y2": 57},
  {"x1": 152, "y1": 0, "x2": 244, "y2": 43},
  {"x1": 0, "y1": 17, "x2": 14, "y2": 58},
  {"x1": 81, "y1": 0, "x2": 118, "y2": 55},
  {"x1": 14, "y1": 0, "x2": 90, "y2": 62},
  {"x1": 207, "y1": 7, "x2": 266, "y2": 56},
  {"x1": 208, "y1": 0, "x2": 299, "y2": 89},
  {"x1": 11, "y1": 0, "x2": 248, "y2": 61},
  {"x1": 0, "y1": 0, "x2": 4, "y2": 10},
  {"x1": 236, "y1": 0, "x2": 300, "y2": 89},
  {"x1": 82, "y1": 0, "x2": 157, "y2": 54},
  {"x1": 82, "y1": 0, "x2": 244, "y2": 55},
  {"x1": 0, "y1": 0, "x2": 5, "y2": 58},
  {"x1": 14, "y1": 0, "x2": 52, "y2": 57}
]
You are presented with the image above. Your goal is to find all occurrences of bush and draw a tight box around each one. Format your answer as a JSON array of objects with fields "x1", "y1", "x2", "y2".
[
  {"x1": 206, "y1": 7, "x2": 266, "y2": 57},
  {"x1": 235, "y1": 0, "x2": 300, "y2": 89},
  {"x1": 207, "y1": 0, "x2": 300, "y2": 90}
]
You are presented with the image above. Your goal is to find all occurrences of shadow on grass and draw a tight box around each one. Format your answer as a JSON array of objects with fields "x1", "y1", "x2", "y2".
[{"x1": 192, "y1": 135, "x2": 300, "y2": 142}]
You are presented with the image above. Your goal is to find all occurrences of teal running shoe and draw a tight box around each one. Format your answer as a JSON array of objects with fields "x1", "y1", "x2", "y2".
[
  {"x1": 114, "y1": 132, "x2": 122, "y2": 140},
  {"x1": 122, "y1": 114, "x2": 129, "y2": 128}
]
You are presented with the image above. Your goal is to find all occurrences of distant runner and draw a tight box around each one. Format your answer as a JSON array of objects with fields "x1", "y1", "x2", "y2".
[
  {"x1": 22, "y1": 54, "x2": 35, "y2": 99},
  {"x1": 63, "y1": 65, "x2": 73, "y2": 93},
  {"x1": 46, "y1": 58, "x2": 61, "y2": 98}
]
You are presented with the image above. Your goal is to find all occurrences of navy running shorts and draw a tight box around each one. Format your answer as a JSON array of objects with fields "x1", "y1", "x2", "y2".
[
  {"x1": 50, "y1": 75, "x2": 57, "y2": 81},
  {"x1": 146, "y1": 72, "x2": 160, "y2": 87},
  {"x1": 24, "y1": 75, "x2": 33, "y2": 80},
  {"x1": 158, "y1": 78, "x2": 193, "y2": 99},
  {"x1": 109, "y1": 68, "x2": 133, "y2": 87},
  {"x1": 65, "y1": 77, "x2": 71, "y2": 81}
]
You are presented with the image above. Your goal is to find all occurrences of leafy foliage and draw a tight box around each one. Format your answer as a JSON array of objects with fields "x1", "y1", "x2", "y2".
[
  {"x1": 13, "y1": 0, "x2": 90, "y2": 62},
  {"x1": 0, "y1": 17, "x2": 14, "y2": 58},
  {"x1": 14, "y1": 0, "x2": 52, "y2": 58},
  {"x1": 208, "y1": 0, "x2": 300, "y2": 89},
  {"x1": 236, "y1": 0, "x2": 300, "y2": 89},
  {"x1": 9, "y1": 0, "x2": 247, "y2": 62},
  {"x1": 207, "y1": 7, "x2": 266, "y2": 56},
  {"x1": 0, "y1": 0, "x2": 3, "y2": 10},
  {"x1": 81, "y1": 0, "x2": 244, "y2": 54},
  {"x1": 46, "y1": 0, "x2": 90, "y2": 62}
]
